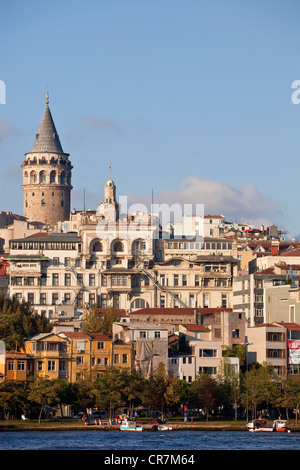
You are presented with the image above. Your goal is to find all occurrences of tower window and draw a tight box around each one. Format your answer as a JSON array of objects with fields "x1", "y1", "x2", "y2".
[
  {"x1": 41, "y1": 200, "x2": 45, "y2": 206},
  {"x1": 61, "y1": 200, "x2": 64, "y2": 207},
  {"x1": 50, "y1": 171, "x2": 56, "y2": 183}
]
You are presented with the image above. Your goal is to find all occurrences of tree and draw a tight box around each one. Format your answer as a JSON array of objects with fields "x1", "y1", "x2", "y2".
[
  {"x1": 144, "y1": 363, "x2": 170, "y2": 417},
  {"x1": 82, "y1": 306, "x2": 103, "y2": 334},
  {"x1": 217, "y1": 357, "x2": 241, "y2": 420},
  {"x1": 0, "y1": 293, "x2": 51, "y2": 350},
  {"x1": 276, "y1": 376, "x2": 300, "y2": 423},
  {"x1": 122, "y1": 370, "x2": 146, "y2": 419},
  {"x1": 28, "y1": 379, "x2": 59, "y2": 423},
  {"x1": 190, "y1": 373, "x2": 221, "y2": 421},
  {"x1": 0, "y1": 380, "x2": 30, "y2": 419},
  {"x1": 241, "y1": 363, "x2": 278, "y2": 419},
  {"x1": 91, "y1": 368, "x2": 129, "y2": 420},
  {"x1": 50, "y1": 380, "x2": 77, "y2": 418},
  {"x1": 82, "y1": 306, "x2": 120, "y2": 337},
  {"x1": 144, "y1": 363, "x2": 183, "y2": 418}
]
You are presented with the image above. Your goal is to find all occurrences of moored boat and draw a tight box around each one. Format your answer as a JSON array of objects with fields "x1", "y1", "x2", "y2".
[
  {"x1": 119, "y1": 420, "x2": 144, "y2": 432},
  {"x1": 152, "y1": 424, "x2": 173, "y2": 431},
  {"x1": 246, "y1": 418, "x2": 290, "y2": 433}
]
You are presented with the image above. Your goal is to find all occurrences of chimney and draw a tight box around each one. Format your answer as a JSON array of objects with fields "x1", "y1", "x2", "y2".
[{"x1": 271, "y1": 240, "x2": 280, "y2": 256}]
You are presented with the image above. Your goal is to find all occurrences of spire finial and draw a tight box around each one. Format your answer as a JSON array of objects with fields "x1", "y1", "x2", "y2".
[{"x1": 46, "y1": 86, "x2": 49, "y2": 106}]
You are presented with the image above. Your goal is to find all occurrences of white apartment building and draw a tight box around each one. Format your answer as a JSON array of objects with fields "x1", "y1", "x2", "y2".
[{"x1": 169, "y1": 324, "x2": 239, "y2": 382}]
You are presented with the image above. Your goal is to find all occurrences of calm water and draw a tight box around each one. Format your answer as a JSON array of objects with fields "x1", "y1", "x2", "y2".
[{"x1": 0, "y1": 430, "x2": 300, "y2": 450}]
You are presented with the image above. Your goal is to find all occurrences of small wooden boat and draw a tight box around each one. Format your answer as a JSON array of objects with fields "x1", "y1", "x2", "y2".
[
  {"x1": 152, "y1": 424, "x2": 173, "y2": 431},
  {"x1": 119, "y1": 420, "x2": 144, "y2": 432},
  {"x1": 246, "y1": 418, "x2": 290, "y2": 433}
]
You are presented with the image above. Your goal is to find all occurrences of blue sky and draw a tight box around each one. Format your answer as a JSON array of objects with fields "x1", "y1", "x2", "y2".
[{"x1": 0, "y1": 0, "x2": 300, "y2": 238}]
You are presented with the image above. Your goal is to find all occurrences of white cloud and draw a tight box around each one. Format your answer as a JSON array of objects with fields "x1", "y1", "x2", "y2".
[{"x1": 126, "y1": 176, "x2": 283, "y2": 228}]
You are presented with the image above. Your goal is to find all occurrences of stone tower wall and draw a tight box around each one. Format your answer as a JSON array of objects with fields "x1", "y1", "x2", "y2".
[{"x1": 22, "y1": 152, "x2": 72, "y2": 226}]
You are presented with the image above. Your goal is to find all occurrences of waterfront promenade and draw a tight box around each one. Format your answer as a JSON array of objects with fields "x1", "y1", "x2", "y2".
[{"x1": 1, "y1": 419, "x2": 300, "y2": 432}]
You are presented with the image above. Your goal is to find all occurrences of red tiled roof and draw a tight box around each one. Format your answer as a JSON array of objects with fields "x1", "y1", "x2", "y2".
[
  {"x1": 63, "y1": 332, "x2": 112, "y2": 340},
  {"x1": 181, "y1": 324, "x2": 210, "y2": 332}
]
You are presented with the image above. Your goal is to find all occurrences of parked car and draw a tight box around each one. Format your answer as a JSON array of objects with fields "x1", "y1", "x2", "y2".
[
  {"x1": 73, "y1": 412, "x2": 85, "y2": 419},
  {"x1": 89, "y1": 409, "x2": 107, "y2": 420}
]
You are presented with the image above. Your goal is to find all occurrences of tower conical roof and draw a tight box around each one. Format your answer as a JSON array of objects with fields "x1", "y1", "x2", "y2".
[{"x1": 31, "y1": 91, "x2": 64, "y2": 153}]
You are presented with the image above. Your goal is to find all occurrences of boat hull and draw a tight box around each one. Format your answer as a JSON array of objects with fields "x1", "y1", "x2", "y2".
[
  {"x1": 247, "y1": 419, "x2": 290, "y2": 433},
  {"x1": 119, "y1": 425, "x2": 144, "y2": 432}
]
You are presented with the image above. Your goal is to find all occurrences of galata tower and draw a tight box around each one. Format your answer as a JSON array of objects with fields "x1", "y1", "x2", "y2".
[{"x1": 21, "y1": 89, "x2": 72, "y2": 226}]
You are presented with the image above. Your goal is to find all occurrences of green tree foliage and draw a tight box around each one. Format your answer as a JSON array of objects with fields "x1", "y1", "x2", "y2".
[
  {"x1": 91, "y1": 368, "x2": 130, "y2": 419},
  {"x1": 0, "y1": 380, "x2": 29, "y2": 419},
  {"x1": 190, "y1": 373, "x2": 221, "y2": 421},
  {"x1": 28, "y1": 378, "x2": 60, "y2": 423},
  {"x1": 241, "y1": 363, "x2": 278, "y2": 419},
  {"x1": 144, "y1": 363, "x2": 181, "y2": 417},
  {"x1": 82, "y1": 306, "x2": 120, "y2": 337},
  {"x1": 0, "y1": 293, "x2": 51, "y2": 350}
]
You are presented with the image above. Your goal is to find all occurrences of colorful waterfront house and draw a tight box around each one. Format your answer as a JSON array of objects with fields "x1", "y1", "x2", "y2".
[
  {"x1": 59, "y1": 332, "x2": 113, "y2": 382},
  {"x1": 111, "y1": 339, "x2": 133, "y2": 371},
  {"x1": 88, "y1": 333, "x2": 112, "y2": 378},
  {"x1": 4, "y1": 350, "x2": 34, "y2": 382},
  {"x1": 23, "y1": 332, "x2": 70, "y2": 381}
]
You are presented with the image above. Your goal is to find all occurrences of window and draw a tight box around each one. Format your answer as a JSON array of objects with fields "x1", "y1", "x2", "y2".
[
  {"x1": 154, "y1": 331, "x2": 161, "y2": 339},
  {"x1": 199, "y1": 367, "x2": 217, "y2": 375},
  {"x1": 139, "y1": 331, "x2": 147, "y2": 338},
  {"x1": 89, "y1": 274, "x2": 95, "y2": 286},
  {"x1": 92, "y1": 241, "x2": 103, "y2": 252},
  {"x1": 76, "y1": 356, "x2": 84, "y2": 365},
  {"x1": 122, "y1": 354, "x2": 128, "y2": 364},
  {"x1": 174, "y1": 274, "x2": 179, "y2": 286},
  {"x1": 52, "y1": 293, "x2": 58, "y2": 305},
  {"x1": 64, "y1": 293, "x2": 71, "y2": 304},
  {"x1": 114, "y1": 354, "x2": 119, "y2": 364},
  {"x1": 17, "y1": 361, "x2": 25, "y2": 371},
  {"x1": 267, "y1": 332, "x2": 284, "y2": 342},
  {"x1": 76, "y1": 340, "x2": 85, "y2": 353},
  {"x1": 97, "y1": 342, "x2": 104, "y2": 350},
  {"x1": 222, "y1": 294, "x2": 227, "y2": 308},
  {"x1": 114, "y1": 241, "x2": 124, "y2": 252},
  {"x1": 182, "y1": 275, "x2": 187, "y2": 286},
  {"x1": 53, "y1": 257, "x2": 59, "y2": 266},
  {"x1": 267, "y1": 349, "x2": 284, "y2": 358},
  {"x1": 65, "y1": 274, "x2": 71, "y2": 286},
  {"x1": 40, "y1": 293, "x2": 46, "y2": 305},
  {"x1": 48, "y1": 361, "x2": 55, "y2": 371},
  {"x1": 28, "y1": 293, "x2": 34, "y2": 304},
  {"x1": 195, "y1": 274, "x2": 199, "y2": 287},
  {"x1": 199, "y1": 349, "x2": 217, "y2": 358},
  {"x1": 8, "y1": 361, "x2": 14, "y2": 371},
  {"x1": 52, "y1": 273, "x2": 59, "y2": 286},
  {"x1": 89, "y1": 294, "x2": 95, "y2": 306}
]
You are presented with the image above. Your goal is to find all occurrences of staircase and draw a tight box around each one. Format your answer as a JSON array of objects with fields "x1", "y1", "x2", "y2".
[{"x1": 140, "y1": 268, "x2": 188, "y2": 307}]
